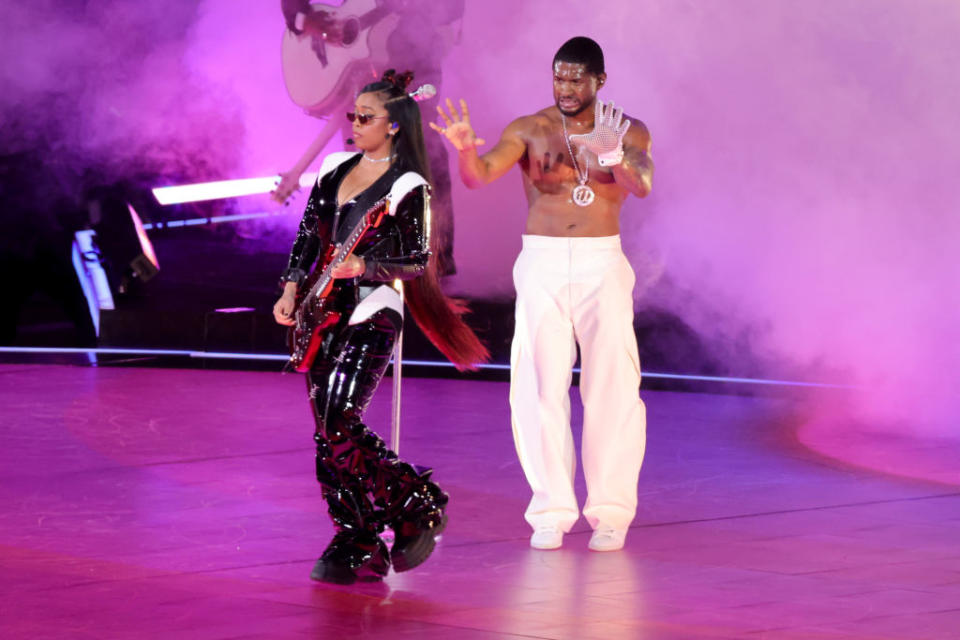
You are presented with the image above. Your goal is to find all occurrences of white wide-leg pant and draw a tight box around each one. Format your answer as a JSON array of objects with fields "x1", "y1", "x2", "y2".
[{"x1": 510, "y1": 234, "x2": 646, "y2": 532}]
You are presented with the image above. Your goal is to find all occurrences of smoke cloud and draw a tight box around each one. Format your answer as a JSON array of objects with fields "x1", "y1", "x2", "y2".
[
  {"x1": 435, "y1": 1, "x2": 960, "y2": 439},
  {"x1": 0, "y1": 0, "x2": 253, "y2": 191},
  {"x1": 3, "y1": 1, "x2": 956, "y2": 438}
]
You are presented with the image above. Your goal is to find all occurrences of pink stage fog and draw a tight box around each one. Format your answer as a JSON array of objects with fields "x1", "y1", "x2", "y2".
[
  {"x1": 4, "y1": 2, "x2": 957, "y2": 460},
  {"x1": 436, "y1": 0, "x2": 960, "y2": 442},
  {"x1": 197, "y1": 0, "x2": 960, "y2": 449}
]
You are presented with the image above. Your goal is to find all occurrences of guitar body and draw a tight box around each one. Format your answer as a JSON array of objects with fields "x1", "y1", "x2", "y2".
[
  {"x1": 281, "y1": 0, "x2": 399, "y2": 115},
  {"x1": 287, "y1": 196, "x2": 390, "y2": 372},
  {"x1": 288, "y1": 247, "x2": 341, "y2": 373}
]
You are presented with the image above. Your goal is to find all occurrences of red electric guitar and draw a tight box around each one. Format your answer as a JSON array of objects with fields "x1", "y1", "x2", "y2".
[{"x1": 288, "y1": 195, "x2": 390, "y2": 372}]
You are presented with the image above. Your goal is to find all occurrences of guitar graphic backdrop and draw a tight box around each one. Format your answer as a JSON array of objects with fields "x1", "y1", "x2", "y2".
[{"x1": 281, "y1": 0, "x2": 398, "y2": 115}]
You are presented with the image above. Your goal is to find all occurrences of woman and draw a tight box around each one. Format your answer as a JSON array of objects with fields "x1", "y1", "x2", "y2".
[{"x1": 273, "y1": 70, "x2": 487, "y2": 584}]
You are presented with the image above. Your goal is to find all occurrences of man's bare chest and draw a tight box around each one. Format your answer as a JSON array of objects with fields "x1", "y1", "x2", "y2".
[{"x1": 521, "y1": 128, "x2": 613, "y2": 189}]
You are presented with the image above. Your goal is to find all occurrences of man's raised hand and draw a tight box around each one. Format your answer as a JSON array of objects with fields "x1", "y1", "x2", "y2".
[
  {"x1": 569, "y1": 99, "x2": 631, "y2": 166},
  {"x1": 429, "y1": 98, "x2": 486, "y2": 152}
]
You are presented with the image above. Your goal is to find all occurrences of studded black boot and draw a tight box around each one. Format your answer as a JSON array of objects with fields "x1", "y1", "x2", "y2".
[
  {"x1": 359, "y1": 432, "x2": 449, "y2": 572},
  {"x1": 309, "y1": 486, "x2": 390, "y2": 584},
  {"x1": 385, "y1": 469, "x2": 448, "y2": 573},
  {"x1": 309, "y1": 437, "x2": 390, "y2": 584}
]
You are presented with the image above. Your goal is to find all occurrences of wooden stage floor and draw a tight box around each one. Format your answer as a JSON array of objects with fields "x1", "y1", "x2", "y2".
[{"x1": 1, "y1": 364, "x2": 958, "y2": 639}]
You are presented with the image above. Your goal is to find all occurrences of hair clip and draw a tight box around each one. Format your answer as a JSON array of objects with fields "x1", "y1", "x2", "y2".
[{"x1": 408, "y1": 84, "x2": 437, "y2": 102}]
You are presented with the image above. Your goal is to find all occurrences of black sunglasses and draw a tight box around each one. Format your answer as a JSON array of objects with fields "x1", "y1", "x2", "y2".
[{"x1": 346, "y1": 111, "x2": 388, "y2": 125}]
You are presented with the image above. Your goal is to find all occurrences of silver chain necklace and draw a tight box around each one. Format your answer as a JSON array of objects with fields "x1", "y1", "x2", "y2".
[
  {"x1": 362, "y1": 153, "x2": 391, "y2": 163},
  {"x1": 560, "y1": 114, "x2": 595, "y2": 207}
]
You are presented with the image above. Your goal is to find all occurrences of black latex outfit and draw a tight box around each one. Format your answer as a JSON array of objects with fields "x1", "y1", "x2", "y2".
[{"x1": 281, "y1": 154, "x2": 447, "y2": 583}]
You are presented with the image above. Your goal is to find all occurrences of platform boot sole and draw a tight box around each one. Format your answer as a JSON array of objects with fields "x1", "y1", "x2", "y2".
[
  {"x1": 310, "y1": 560, "x2": 388, "y2": 584},
  {"x1": 391, "y1": 515, "x2": 448, "y2": 573},
  {"x1": 310, "y1": 548, "x2": 390, "y2": 584}
]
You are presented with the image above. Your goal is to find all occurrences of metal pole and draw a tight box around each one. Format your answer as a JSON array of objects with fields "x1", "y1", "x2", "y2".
[{"x1": 390, "y1": 280, "x2": 403, "y2": 453}]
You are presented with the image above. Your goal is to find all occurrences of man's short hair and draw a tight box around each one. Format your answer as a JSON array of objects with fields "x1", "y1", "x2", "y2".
[{"x1": 553, "y1": 37, "x2": 605, "y2": 76}]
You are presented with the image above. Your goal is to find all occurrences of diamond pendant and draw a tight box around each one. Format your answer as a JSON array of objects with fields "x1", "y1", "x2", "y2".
[{"x1": 572, "y1": 184, "x2": 595, "y2": 207}]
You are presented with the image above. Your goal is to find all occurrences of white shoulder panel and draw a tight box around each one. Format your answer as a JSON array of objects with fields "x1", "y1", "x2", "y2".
[
  {"x1": 387, "y1": 172, "x2": 429, "y2": 216},
  {"x1": 315, "y1": 151, "x2": 360, "y2": 185}
]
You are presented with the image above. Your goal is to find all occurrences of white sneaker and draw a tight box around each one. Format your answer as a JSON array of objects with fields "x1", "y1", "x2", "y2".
[
  {"x1": 588, "y1": 525, "x2": 627, "y2": 551},
  {"x1": 530, "y1": 525, "x2": 564, "y2": 550}
]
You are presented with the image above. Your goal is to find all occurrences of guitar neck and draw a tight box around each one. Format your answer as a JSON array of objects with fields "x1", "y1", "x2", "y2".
[{"x1": 308, "y1": 197, "x2": 389, "y2": 299}]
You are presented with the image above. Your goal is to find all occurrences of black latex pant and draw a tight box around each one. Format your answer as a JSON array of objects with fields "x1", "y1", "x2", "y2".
[{"x1": 306, "y1": 309, "x2": 445, "y2": 572}]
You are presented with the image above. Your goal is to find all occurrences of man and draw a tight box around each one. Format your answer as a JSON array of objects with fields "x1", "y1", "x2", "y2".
[{"x1": 432, "y1": 37, "x2": 652, "y2": 551}]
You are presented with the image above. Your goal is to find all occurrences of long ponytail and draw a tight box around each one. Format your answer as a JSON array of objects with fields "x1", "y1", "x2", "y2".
[
  {"x1": 403, "y1": 193, "x2": 489, "y2": 371},
  {"x1": 359, "y1": 70, "x2": 489, "y2": 370}
]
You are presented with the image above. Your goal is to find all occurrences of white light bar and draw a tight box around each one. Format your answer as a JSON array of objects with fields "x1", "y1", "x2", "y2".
[
  {"x1": 152, "y1": 174, "x2": 315, "y2": 205},
  {"x1": 141, "y1": 211, "x2": 286, "y2": 231}
]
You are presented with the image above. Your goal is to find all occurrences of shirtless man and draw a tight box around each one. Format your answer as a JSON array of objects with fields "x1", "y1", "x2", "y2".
[{"x1": 432, "y1": 37, "x2": 653, "y2": 551}]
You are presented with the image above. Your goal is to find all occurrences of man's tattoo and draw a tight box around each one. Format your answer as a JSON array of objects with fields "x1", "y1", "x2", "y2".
[
  {"x1": 615, "y1": 145, "x2": 654, "y2": 195},
  {"x1": 623, "y1": 146, "x2": 651, "y2": 171}
]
